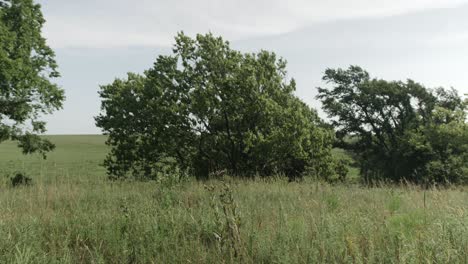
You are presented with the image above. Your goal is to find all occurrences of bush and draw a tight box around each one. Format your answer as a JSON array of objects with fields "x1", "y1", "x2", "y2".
[{"x1": 10, "y1": 172, "x2": 32, "y2": 187}]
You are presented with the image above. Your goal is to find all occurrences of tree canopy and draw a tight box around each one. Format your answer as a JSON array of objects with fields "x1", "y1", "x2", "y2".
[
  {"x1": 0, "y1": 0, "x2": 64, "y2": 156},
  {"x1": 96, "y1": 33, "x2": 336, "y2": 180},
  {"x1": 318, "y1": 66, "x2": 467, "y2": 184}
]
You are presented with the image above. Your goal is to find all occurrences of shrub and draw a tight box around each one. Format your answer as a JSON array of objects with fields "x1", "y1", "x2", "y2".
[{"x1": 10, "y1": 172, "x2": 32, "y2": 187}]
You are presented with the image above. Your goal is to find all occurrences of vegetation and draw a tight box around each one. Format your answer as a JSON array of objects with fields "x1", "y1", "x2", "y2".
[
  {"x1": 0, "y1": 136, "x2": 467, "y2": 263},
  {"x1": 1, "y1": 1, "x2": 467, "y2": 263},
  {"x1": 0, "y1": 0, "x2": 64, "y2": 156},
  {"x1": 96, "y1": 33, "x2": 335, "y2": 180},
  {"x1": 318, "y1": 66, "x2": 468, "y2": 184},
  {"x1": 97, "y1": 46, "x2": 467, "y2": 184}
]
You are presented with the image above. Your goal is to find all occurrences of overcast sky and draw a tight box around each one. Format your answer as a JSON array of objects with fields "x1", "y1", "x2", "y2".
[{"x1": 36, "y1": 0, "x2": 468, "y2": 134}]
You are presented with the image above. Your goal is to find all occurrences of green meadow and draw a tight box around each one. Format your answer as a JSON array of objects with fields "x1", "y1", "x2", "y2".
[{"x1": 0, "y1": 135, "x2": 467, "y2": 263}]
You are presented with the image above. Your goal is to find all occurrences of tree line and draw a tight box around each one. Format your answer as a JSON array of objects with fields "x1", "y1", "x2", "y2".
[{"x1": 2, "y1": 0, "x2": 467, "y2": 184}]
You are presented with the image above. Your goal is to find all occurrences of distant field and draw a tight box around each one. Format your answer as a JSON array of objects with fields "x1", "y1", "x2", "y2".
[
  {"x1": 0, "y1": 135, "x2": 467, "y2": 263},
  {"x1": 0, "y1": 134, "x2": 108, "y2": 165},
  {"x1": 0, "y1": 135, "x2": 108, "y2": 185}
]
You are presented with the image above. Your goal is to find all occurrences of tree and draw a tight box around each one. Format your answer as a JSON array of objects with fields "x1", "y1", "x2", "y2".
[
  {"x1": 318, "y1": 66, "x2": 467, "y2": 184},
  {"x1": 96, "y1": 33, "x2": 335, "y2": 180},
  {"x1": 0, "y1": 0, "x2": 64, "y2": 156},
  {"x1": 409, "y1": 102, "x2": 468, "y2": 183}
]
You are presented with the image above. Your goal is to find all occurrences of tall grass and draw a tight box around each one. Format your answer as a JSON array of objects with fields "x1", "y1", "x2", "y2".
[{"x1": 0, "y1": 136, "x2": 467, "y2": 263}]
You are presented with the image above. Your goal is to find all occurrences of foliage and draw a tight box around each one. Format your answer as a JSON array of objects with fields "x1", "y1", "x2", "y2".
[
  {"x1": 318, "y1": 66, "x2": 468, "y2": 184},
  {"x1": 334, "y1": 158, "x2": 349, "y2": 182},
  {"x1": 96, "y1": 33, "x2": 334, "y2": 180},
  {"x1": 0, "y1": 0, "x2": 64, "y2": 157},
  {"x1": 415, "y1": 106, "x2": 468, "y2": 183}
]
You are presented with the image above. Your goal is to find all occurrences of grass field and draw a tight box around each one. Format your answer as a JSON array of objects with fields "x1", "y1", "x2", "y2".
[{"x1": 0, "y1": 135, "x2": 467, "y2": 263}]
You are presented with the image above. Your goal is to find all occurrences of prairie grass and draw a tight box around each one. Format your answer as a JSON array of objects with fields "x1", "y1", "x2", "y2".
[{"x1": 0, "y1": 136, "x2": 467, "y2": 263}]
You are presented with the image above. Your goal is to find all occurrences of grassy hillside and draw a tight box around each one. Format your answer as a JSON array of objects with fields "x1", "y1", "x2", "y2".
[
  {"x1": 0, "y1": 135, "x2": 467, "y2": 263},
  {"x1": 0, "y1": 135, "x2": 108, "y2": 185}
]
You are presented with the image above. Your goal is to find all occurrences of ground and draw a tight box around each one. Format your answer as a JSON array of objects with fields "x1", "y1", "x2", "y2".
[{"x1": 0, "y1": 135, "x2": 467, "y2": 263}]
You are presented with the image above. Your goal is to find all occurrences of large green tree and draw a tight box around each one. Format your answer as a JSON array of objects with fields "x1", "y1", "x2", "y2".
[
  {"x1": 96, "y1": 33, "x2": 335, "y2": 180},
  {"x1": 318, "y1": 66, "x2": 467, "y2": 184},
  {"x1": 0, "y1": 0, "x2": 64, "y2": 156}
]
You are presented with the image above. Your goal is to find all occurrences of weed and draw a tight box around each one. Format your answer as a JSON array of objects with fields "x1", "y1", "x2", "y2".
[{"x1": 205, "y1": 182, "x2": 246, "y2": 262}]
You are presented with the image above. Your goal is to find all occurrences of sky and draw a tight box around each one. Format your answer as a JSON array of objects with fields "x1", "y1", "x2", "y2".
[{"x1": 36, "y1": 0, "x2": 468, "y2": 134}]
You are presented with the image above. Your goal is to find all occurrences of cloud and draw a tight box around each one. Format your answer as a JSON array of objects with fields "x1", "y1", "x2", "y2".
[{"x1": 38, "y1": 0, "x2": 468, "y2": 48}]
